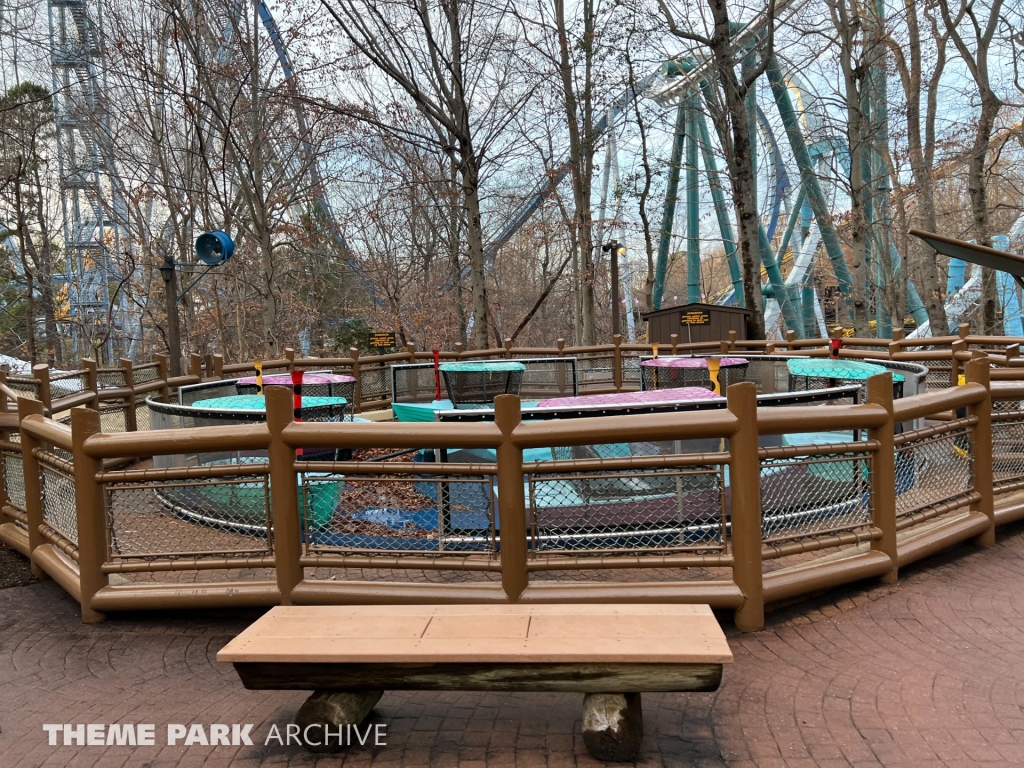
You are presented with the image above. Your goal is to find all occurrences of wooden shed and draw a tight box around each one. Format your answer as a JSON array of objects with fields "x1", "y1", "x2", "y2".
[{"x1": 640, "y1": 302, "x2": 754, "y2": 345}]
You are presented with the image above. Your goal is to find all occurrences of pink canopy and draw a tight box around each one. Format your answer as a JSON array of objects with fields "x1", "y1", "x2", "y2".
[
  {"x1": 640, "y1": 356, "x2": 748, "y2": 368},
  {"x1": 237, "y1": 372, "x2": 355, "y2": 386},
  {"x1": 536, "y1": 387, "x2": 721, "y2": 408}
]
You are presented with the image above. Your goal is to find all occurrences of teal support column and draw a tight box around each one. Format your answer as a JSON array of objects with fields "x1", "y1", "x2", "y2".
[
  {"x1": 803, "y1": 278, "x2": 817, "y2": 337},
  {"x1": 694, "y1": 107, "x2": 743, "y2": 305},
  {"x1": 653, "y1": 101, "x2": 687, "y2": 309},
  {"x1": 766, "y1": 56, "x2": 853, "y2": 309},
  {"x1": 685, "y1": 96, "x2": 701, "y2": 303},
  {"x1": 758, "y1": 220, "x2": 804, "y2": 337},
  {"x1": 775, "y1": 188, "x2": 806, "y2": 268},
  {"x1": 742, "y1": 54, "x2": 801, "y2": 336}
]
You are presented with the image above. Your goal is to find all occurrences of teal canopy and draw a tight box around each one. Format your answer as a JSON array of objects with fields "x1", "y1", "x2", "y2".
[
  {"x1": 439, "y1": 361, "x2": 526, "y2": 373},
  {"x1": 192, "y1": 394, "x2": 348, "y2": 411},
  {"x1": 786, "y1": 358, "x2": 904, "y2": 382}
]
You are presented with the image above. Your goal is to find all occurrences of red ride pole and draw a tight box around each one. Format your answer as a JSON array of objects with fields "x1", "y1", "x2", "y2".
[{"x1": 290, "y1": 369, "x2": 304, "y2": 457}]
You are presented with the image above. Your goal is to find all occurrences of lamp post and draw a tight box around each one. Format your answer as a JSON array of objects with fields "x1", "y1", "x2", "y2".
[
  {"x1": 159, "y1": 231, "x2": 235, "y2": 378},
  {"x1": 603, "y1": 240, "x2": 625, "y2": 337},
  {"x1": 159, "y1": 256, "x2": 182, "y2": 377}
]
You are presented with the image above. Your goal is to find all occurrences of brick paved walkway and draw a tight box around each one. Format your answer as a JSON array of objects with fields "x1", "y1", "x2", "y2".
[{"x1": 5, "y1": 526, "x2": 1024, "y2": 767}]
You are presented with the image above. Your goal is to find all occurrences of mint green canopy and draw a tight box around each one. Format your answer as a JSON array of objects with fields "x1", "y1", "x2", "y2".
[{"x1": 786, "y1": 359, "x2": 904, "y2": 382}]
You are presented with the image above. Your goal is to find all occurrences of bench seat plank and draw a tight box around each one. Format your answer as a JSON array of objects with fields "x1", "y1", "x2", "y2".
[{"x1": 218, "y1": 604, "x2": 733, "y2": 665}]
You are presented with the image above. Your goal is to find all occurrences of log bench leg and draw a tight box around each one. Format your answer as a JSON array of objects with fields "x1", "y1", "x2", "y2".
[
  {"x1": 581, "y1": 692, "x2": 643, "y2": 762},
  {"x1": 294, "y1": 689, "x2": 383, "y2": 753}
]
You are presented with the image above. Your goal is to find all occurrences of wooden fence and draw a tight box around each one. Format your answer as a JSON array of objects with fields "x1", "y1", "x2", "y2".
[{"x1": 0, "y1": 333, "x2": 1023, "y2": 632}]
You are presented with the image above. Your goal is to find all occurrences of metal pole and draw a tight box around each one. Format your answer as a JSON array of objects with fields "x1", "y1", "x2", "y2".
[
  {"x1": 163, "y1": 260, "x2": 182, "y2": 377},
  {"x1": 685, "y1": 96, "x2": 701, "y2": 304},
  {"x1": 766, "y1": 56, "x2": 854, "y2": 306},
  {"x1": 653, "y1": 102, "x2": 688, "y2": 309},
  {"x1": 611, "y1": 244, "x2": 620, "y2": 337},
  {"x1": 694, "y1": 107, "x2": 743, "y2": 305}
]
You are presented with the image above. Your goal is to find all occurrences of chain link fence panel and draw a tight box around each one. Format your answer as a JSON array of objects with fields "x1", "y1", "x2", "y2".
[
  {"x1": 760, "y1": 451, "x2": 873, "y2": 543},
  {"x1": 40, "y1": 463, "x2": 77, "y2": 544},
  {"x1": 303, "y1": 471, "x2": 496, "y2": 554},
  {"x1": 105, "y1": 475, "x2": 271, "y2": 559},
  {"x1": 895, "y1": 427, "x2": 973, "y2": 520}
]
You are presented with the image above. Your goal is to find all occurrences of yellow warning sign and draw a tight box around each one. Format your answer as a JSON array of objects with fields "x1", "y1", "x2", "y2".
[{"x1": 680, "y1": 310, "x2": 711, "y2": 326}]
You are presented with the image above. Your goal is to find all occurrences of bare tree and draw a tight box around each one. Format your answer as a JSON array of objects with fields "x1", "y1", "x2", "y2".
[
  {"x1": 939, "y1": 0, "x2": 1006, "y2": 333},
  {"x1": 887, "y1": 0, "x2": 950, "y2": 333},
  {"x1": 658, "y1": 0, "x2": 778, "y2": 338},
  {"x1": 319, "y1": 0, "x2": 532, "y2": 349}
]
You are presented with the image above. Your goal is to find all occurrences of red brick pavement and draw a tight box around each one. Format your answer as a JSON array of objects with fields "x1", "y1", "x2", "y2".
[{"x1": 5, "y1": 527, "x2": 1024, "y2": 767}]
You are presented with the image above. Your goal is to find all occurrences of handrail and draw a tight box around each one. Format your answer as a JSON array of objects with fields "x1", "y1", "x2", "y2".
[
  {"x1": 82, "y1": 423, "x2": 269, "y2": 459},
  {"x1": 21, "y1": 413, "x2": 73, "y2": 449},
  {"x1": 892, "y1": 382, "x2": 986, "y2": 422},
  {"x1": 511, "y1": 408, "x2": 738, "y2": 448},
  {"x1": 756, "y1": 403, "x2": 888, "y2": 434},
  {"x1": 281, "y1": 420, "x2": 502, "y2": 450}
]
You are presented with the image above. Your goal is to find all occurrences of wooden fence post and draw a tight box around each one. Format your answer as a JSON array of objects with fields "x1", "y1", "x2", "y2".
[
  {"x1": 33, "y1": 363, "x2": 51, "y2": 416},
  {"x1": 867, "y1": 373, "x2": 898, "y2": 582},
  {"x1": 120, "y1": 358, "x2": 138, "y2": 432},
  {"x1": 81, "y1": 358, "x2": 99, "y2": 408},
  {"x1": 504, "y1": 338, "x2": 513, "y2": 359},
  {"x1": 728, "y1": 382, "x2": 763, "y2": 631},
  {"x1": 266, "y1": 386, "x2": 303, "y2": 602},
  {"x1": 494, "y1": 395, "x2": 527, "y2": 601},
  {"x1": 189, "y1": 354, "x2": 202, "y2": 380},
  {"x1": 154, "y1": 354, "x2": 170, "y2": 403},
  {"x1": 212, "y1": 354, "x2": 224, "y2": 379},
  {"x1": 613, "y1": 334, "x2": 623, "y2": 392},
  {"x1": 967, "y1": 358, "x2": 995, "y2": 546},
  {"x1": 71, "y1": 406, "x2": 108, "y2": 623},
  {"x1": 285, "y1": 348, "x2": 296, "y2": 371},
  {"x1": 18, "y1": 398, "x2": 45, "y2": 579},
  {"x1": 0, "y1": 373, "x2": 9, "y2": 516},
  {"x1": 349, "y1": 347, "x2": 362, "y2": 411},
  {"x1": 669, "y1": 333, "x2": 679, "y2": 354},
  {"x1": 951, "y1": 339, "x2": 966, "y2": 385},
  {"x1": 454, "y1": 342, "x2": 464, "y2": 359}
]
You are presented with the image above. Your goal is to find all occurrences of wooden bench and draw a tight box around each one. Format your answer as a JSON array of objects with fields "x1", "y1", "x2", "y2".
[{"x1": 218, "y1": 604, "x2": 732, "y2": 761}]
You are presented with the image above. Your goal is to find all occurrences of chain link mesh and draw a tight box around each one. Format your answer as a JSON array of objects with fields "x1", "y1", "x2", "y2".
[
  {"x1": 303, "y1": 472, "x2": 496, "y2": 554},
  {"x1": 134, "y1": 398, "x2": 151, "y2": 431},
  {"x1": 577, "y1": 356, "x2": 615, "y2": 389},
  {"x1": 760, "y1": 451, "x2": 872, "y2": 543},
  {"x1": 7, "y1": 378, "x2": 38, "y2": 399},
  {"x1": 358, "y1": 365, "x2": 390, "y2": 404},
  {"x1": 392, "y1": 359, "x2": 578, "y2": 404},
  {"x1": 993, "y1": 405, "x2": 1024, "y2": 490},
  {"x1": 40, "y1": 463, "x2": 77, "y2": 543},
  {"x1": 392, "y1": 366, "x2": 438, "y2": 404},
  {"x1": 97, "y1": 369, "x2": 126, "y2": 389},
  {"x1": 3, "y1": 450, "x2": 26, "y2": 510},
  {"x1": 529, "y1": 458, "x2": 724, "y2": 554},
  {"x1": 895, "y1": 428, "x2": 973, "y2": 519},
  {"x1": 132, "y1": 364, "x2": 160, "y2": 385},
  {"x1": 99, "y1": 405, "x2": 129, "y2": 433},
  {"x1": 105, "y1": 475, "x2": 271, "y2": 559},
  {"x1": 925, "y1": 366, "x2": 954, "y2": 390},
  {"x1": 49, "y1": 371, "x2": 89, "y2": 398}
]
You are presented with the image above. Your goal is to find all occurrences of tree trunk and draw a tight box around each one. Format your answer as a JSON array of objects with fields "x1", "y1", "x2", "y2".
[
  {"x1": 899, "y1": 0, "x2": 948, "y2": 333},
  {"x1": 717, "y1": 60, "x2": 765, "y2": 338},
  {"x1": 460, "y1": 157, "x2": 489, "y2": 349},
  {"x1": 970, "y1": 96, "x2": 1001, "y2": 334}
]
